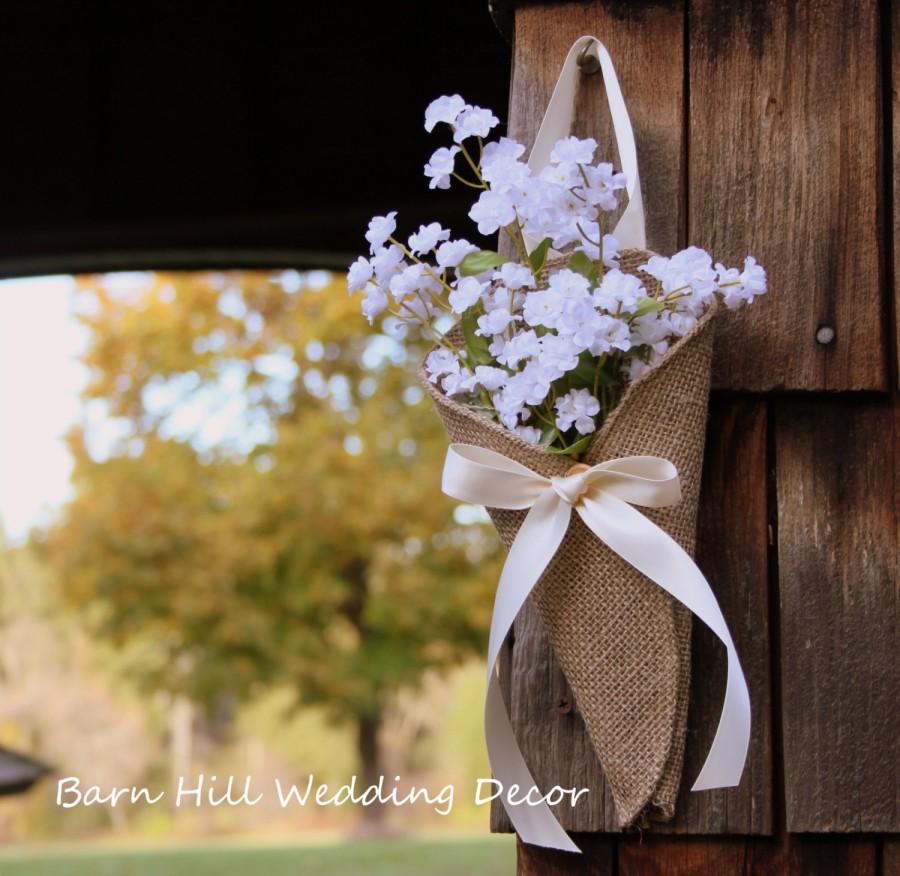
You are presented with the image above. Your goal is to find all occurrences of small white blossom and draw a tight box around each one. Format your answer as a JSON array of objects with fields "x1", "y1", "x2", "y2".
[
  {"x1": 425, "y1": 95, "x2": 466, "y2": 132},
  {"x1": 514, "y1": 424, "x2": 542, "y2": 444},
  {"x1": 469, "y1": 189, "x2": 516, "y2": 235},
  {"x1": 347, "y1": 256, "x2": 374, "y2": 292},
  {"x1": 737, "y1": 256, "x2": 767, "y2": 305},
  {"x1": 471, "y1": 365, "x2": 509, "y2": 392},
  {"x1": 494, "y1": 329, "x2": 541, "y2": 368},
  {"x1": 408, "y1": 222, "x2": 450, "y2": 256},
  {"x1": 370, "y1": 245, "x2": 405, "y2": 283},
  {"x1": 424, "y1": 348, "x2": 459, "y2": 383},
  {"x1": 555, "y1": 388, "x2": 601, "y2": 435},
  {"x1": 593, "y1": 269, "x2": 645, "y2": 312},
  {"x1": 476, "y1": 306, "x2": 518, "y2": 337},
  {"x1": 453, "y1": 106, "x2": 499, "y2": 142},
  {"x1": 361, "y1": 283, "x2": 388, "y2": 324},
  {"x1": 424, "y1": 146, "x2": 460, "y2": 190},
  {"x1": 435, "y1": 238, "x2": 478, "y2": 268},
  {"x1": 448, "y1": 276, "x2": 487, "y2": 313},
  {"x1": 493, "y1": 262, "x2": 535, "y2": 290},
  {"x1": 550, "y1": 135, "x2": 597, "y2": 165},
  {"x1": 442, "y1": 367, "x2": 474, "y2": 396},
  {"x1": 365, "y1": 211, "x2": 397, "y2": 253},
  {"x1": 481, "y1": 137, "x2": 527, "y2": 188}
]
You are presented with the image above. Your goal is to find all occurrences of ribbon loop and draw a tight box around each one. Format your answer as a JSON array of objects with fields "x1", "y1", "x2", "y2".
[{"x1": 441, "y1": 443, "x2": 750, "y2": 854}]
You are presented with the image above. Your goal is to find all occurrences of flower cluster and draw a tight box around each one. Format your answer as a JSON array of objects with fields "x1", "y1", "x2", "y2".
[{"x1": 348, "y1": 95, "x2": 767, "y2": 456}]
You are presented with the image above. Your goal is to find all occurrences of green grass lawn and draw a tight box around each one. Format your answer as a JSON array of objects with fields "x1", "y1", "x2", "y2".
[{"x1": 0, "y1": 835, "x2": 515, "y2": 876}]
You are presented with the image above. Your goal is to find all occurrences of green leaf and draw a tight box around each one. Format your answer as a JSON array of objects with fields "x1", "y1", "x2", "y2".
[
  {"x1": 630, "y1": 297, "x2": 666, "y2": 318},
  {"x1": 460, "y1": 306, "x2": 492, "y2": 365},
  {"x1": 548, "y1": 433, "x2": 593, "y2": 458},
  {"x1": 458, "y1": 249, "x2": 506, "y2": 277},
  {"x1": 528, "y1": 238, "x2": 552, "y2": 274},
  {"x1": 564, "y1": 351, "x2": 600, "y2": 391},
  {"x1": 566, "y1": 251, "x2": 599, "y2": 286}
]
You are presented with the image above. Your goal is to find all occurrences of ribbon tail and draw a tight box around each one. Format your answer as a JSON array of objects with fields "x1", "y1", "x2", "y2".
[
  {"x1": 577, "y1": 493, "x2": 751, "y2": 790},
  {"x1": 484, "y1": 489, "x2": 580, "y2": 853}
]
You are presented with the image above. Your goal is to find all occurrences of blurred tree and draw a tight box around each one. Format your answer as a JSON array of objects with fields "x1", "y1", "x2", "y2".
[{"x1": 42, "y1": 270, "x2": 499, "y2": 823}]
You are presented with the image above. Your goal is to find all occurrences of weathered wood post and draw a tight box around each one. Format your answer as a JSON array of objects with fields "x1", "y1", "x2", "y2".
[{"x1": 491, "y1": 2, "x2": 899, "y2": 873}]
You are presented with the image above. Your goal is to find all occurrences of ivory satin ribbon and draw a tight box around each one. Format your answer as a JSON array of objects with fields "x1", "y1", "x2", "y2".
[
  {"x1": 442, "y1": 443, "x2": 751, "y2": 853},
  {"x1": 526, "y1": 35, "x2": 646, "y2": 253}
]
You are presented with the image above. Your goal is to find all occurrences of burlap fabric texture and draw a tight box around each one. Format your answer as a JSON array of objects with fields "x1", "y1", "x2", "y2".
[{"x1": 420, "y1": 249, "x2": 718, "y2": 828}]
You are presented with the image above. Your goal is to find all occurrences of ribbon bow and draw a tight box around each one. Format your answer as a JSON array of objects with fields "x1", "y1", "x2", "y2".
[{"x1": 442, "y1": 443, "x2": 751, "y2": 854}]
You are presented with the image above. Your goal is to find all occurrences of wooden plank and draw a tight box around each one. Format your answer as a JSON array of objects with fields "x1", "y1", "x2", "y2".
[
  {"x1": 894, "y1": 0, "x2": 900, "y2": 385},
  {"x1": 658, "y1": 397, "x2": 773, "y2": 834},
  {"x1": 517, "y1": 836, "x2": 614, "y2": 875},
  {"x1": 775, "y1": 397, "x2": 899, "y2": 831},
  {"x1": 495, "y1": 395, "x2": 772, "y2": 835},
  {"x1": 508, "y1": 1, "x2": 685, "y2": 254},
  {"x1": 618, "y1": 835, "x2": 878, "y2": 876},
  {"x1": 690, "y1": 0, "x2": 886, "y2": 391},
  {"x1": 884, "y1": 839, "x2": 900, "y2": 876}
]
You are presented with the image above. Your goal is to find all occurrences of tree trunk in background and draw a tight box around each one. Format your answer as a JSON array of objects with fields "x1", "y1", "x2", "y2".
[{"x1": 356, "y1": 708, "x2": 385, "y2": 829}]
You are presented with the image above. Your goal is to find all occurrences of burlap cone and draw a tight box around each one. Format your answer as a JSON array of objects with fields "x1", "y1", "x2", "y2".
[{"x1": 420, "y1": 249, "x2": 718, "y2": 828}]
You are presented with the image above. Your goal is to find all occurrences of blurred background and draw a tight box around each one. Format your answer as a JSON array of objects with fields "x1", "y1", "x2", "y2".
[{"x1": 0, "y1": 2, "x2": 515, "y2": 873}]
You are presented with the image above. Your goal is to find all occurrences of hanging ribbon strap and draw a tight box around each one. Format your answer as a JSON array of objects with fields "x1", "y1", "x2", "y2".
[
  {"x1": 442, "y1": 443, "x2": 751, "y2": 853},
  {"x1": 527, "y1": 35, "x2": 646, "y2": 250}
]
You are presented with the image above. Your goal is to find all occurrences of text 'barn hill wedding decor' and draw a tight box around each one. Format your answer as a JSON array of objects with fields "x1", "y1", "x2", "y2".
[{"x1": 347, "y1": 37, "x2": 762, "y2": 852}]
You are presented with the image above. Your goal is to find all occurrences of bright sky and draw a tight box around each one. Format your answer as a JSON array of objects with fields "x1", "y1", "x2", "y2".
[{"x1": 0, "y1": 275, "x2": 86, "y2": 543}]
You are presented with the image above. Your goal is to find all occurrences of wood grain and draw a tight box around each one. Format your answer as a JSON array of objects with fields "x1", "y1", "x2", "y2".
[
  {"x1": 775, "y1": 397, "x2": 899, "y2": 831},
  {"x1": 508, "y1": 1, "x2": 685, "y2": 254},
  {"x1": 658, "y1": 397, "x2": 773, "y2": 834},
  {"x1": 893, "y1": 0, "x2": 900, "y2": 385},
  {"x1": 689, "y1": 0, "x2": 886, "y2": 391},
  {"x1": 617, "y1": 835, "x2": 878, "y2": 876},
  {"x1": 516, "y1": 836, "x2": 614, "y2": 875},
  {"x1": 884, "y1": 839, "x2": 900, "y2": 876}
]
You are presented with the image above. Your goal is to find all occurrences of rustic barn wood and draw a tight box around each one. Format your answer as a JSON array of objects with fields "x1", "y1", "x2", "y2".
[
  {"x1": 500, "y1": 0, "x2": 899, "y2": 873},
  {"x1": 507, "y1": 2, "x2": 685, "y2": 255},
  {"x1": 516, "y1": 837, "x2": 614, "y2": 875},
  {"x1": 775, "y1": 397, "x2": 899, "y2": 833},
  {"x1": 689, "y1": 0, "x2": 885, "y2": 391},
  {"x1": 616, "y1": 835, "x2": 879, "y2": 876}
]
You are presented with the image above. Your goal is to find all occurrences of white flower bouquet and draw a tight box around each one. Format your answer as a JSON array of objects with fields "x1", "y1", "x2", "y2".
[
  {"x1": 347, "y1": 38, "x2": 761, "y2": 845},
  {"x1": 348, "y1": 94, "x2": 765, "y2": 459}
]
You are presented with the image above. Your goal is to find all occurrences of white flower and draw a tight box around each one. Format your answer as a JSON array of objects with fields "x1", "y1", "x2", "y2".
[
  {"x1": 626, "y1": 358, "x2": 652, "y2": 383},
  {"x1": 538, "y1": 333, "x2": 580, "y2": 378},
  {"x1": 593, "y1": 269, "x2": 645, "y2": 312},
  {"x1": 425, "y1": 95, "x2": 466, "y2": 132},
  {"x1": 481, "y1": 137, "x2": 527, "y2": 188},
  {"x1": 361, "y1": 283, "x2": 388, "y2": 324},
  {"x1": 424, "y1": 146, "x2": 460, "y2": 190},
  {"x1": 370, "y1": 245, "x2": 405, "y2": 283},
  {"x1": 424, "y1": 348, "x2": 460, "y2": 383},
  {"x1": 441, "y1": 367, "x2": 474, "y2": 396},
  {"x1": 494, "y1": 329, "x2": 541, "y2": 368},
  {"x1": 469, "y1": 189, "x2": 516, "y2": 235},
  {"x1": 522, "y1": 288, "x2": 562, "y2": 330},
  {"x1": 581, "y1": 163, "x2": 627, "y2": 211},
  {"x1": 389, "y1": 263, "x2": 428, "y2": 302},
  {"x1": 589, "y1": 314, "x2": 632, "y2": 355},
  {"x1": 555, "y1": 388, "x2": 600, "y2": 435},
  {"x1": 365, "y1": 211, "x2": 397, "y2": 253},
  {"x1": 453, "y1": 106, "x2": 499, "y2": 142},
  {"x1": 603, "y1": 234, "x2": 620, "y2": 268},
  {"x1": 448, "y1": 276, "x2": 486, "y2": 313},
  {"x1": 476, "y1": 306, "x2": 518, "y2": 336},
  {"x1": 514, "y1": 425, "x2": 542, "y2": 444},
  {"x1": 347, "y1": 256, "x2": 373, "y2": 292},
  {"x1": 435, "y1": 238, "x2": 478, "y2": 268},
  {"x1": 408, "y1": 222, "x2": 450, "y2": 255},
  {"x1": 737, "y1": 256, "x2": 767, "y2": 305},
  {"x1": 548, "y1": 268, "x2": 592, "y2": 300},
  {"x1": 550, "y1": 135, "x2": 597, "y2": 165},
  {"x1": 471, "y1": 365, "x2": 509, "y2": 392},
  {"x1": 493, "y1": 262, "x2": 535, "y2": 290}
]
